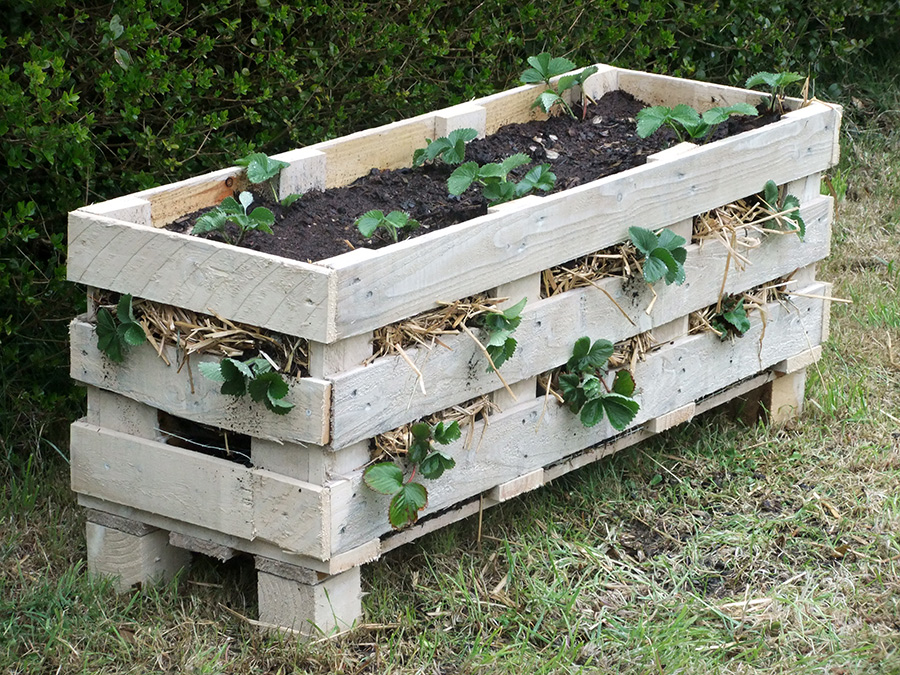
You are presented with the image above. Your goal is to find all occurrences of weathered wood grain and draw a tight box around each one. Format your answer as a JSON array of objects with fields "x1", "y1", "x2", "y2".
[
  {"x1": 67, "y1": 211, "x2": 335, "y2": 342},
  {"x1": 329, "y1": 287, "x2": 828, "y2": 554},
  {"x1": 328, "y1": 198, "x2": 831, "y2": 448},
  {"x1": 70, "y1": 421, "x2": 330, "y2": 559},
  {"x1": 70, "y1": 319, "x2": 331, "y2": 445}
]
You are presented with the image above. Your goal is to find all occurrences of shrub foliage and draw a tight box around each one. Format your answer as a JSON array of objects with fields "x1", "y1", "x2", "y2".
[{"x1": 1, "y1": 0, "x2": 897, "y2": 463}]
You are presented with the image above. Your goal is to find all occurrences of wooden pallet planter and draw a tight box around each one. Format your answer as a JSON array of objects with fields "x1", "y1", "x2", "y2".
[{"x1": 67, "y1": 64, "x2": 840, "y2": 636}]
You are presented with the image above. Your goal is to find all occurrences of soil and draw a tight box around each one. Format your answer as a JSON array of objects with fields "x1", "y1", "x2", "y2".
[{"x1": 168, "y1": 91, "x2": 779, "y2": 264}]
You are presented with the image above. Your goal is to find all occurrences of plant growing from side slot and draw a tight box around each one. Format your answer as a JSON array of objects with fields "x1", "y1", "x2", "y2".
[
  {"x1": 761, "y1": 180, "x2": 805, "y2": 240},
  {"x1": 476, "y1": 297, "x2": 526, "y2": 372},
  {"x1": 629, "y1": 226, "x2": 688, "y2": 286},
  {"x1": 710, "y1": 296, "x2": 751, "y2": 339},
  {"x1": 413, "y1": 128, "x2": 478, "y2": 167},
  {"x1": 520, "y1": 52, "x2": 598, "y2": 118},
  {"x1": 636, "y1": 103, "x2": 758, "y2": 143},
  {"x1": 449, "y1": 154, "x2": 555, "y2": 206},
  {"x1": 558, "y1": 337, "x2": 640, "y2": 429},
  {"x1": 355, "y1": 209, "x2": 420, "y2": 243},
  {"x1": 745, "y1": 71, "x2": 806, "y2": 113},
  {"x1": 191, "y1": 192, "x2": 275, "y2": 246},
  {"x1": 95, "y1": 294, "x2": 147, "y2": 363},
  {"x1": 236, "y1": 152, "x2": 302, "y2": 207},
  {"x1": 364, "y1": 421, "x2": 461, "y2": 528},
  {"x1": 198, "y1": 355, "x2": 294, "y2": 415}
]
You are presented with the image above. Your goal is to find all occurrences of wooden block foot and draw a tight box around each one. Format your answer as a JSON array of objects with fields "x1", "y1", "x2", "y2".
[
  {"x1": 85, "y1": 517, "x2": 190, "y2": 592},
  {"x1": 764, "y1": 367, "x2": 808, "y2": 424},
  {"x1": 256, "y1": 557, "x2": 362, "y2": 637}
]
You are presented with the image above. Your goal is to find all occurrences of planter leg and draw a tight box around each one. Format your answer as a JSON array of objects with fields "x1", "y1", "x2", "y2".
[
  {"x1": 256, "y1": 557, "x2": 362, "y2": 637},
  {"x1": 764, "y1": 367, "x2": 808, "y2": 424},
  {"x1": 85, "y1": 510, "x2": 190, "y2": 592}
]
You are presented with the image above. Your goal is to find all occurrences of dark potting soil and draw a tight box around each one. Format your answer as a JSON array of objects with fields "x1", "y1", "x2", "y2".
[{"x1": 168, "y1": 91, "x2": 779, "y2": 263}]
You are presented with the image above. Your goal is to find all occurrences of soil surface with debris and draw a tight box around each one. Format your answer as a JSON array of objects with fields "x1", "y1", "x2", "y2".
[{"x1": 168, "y1": 91, "x2": 778, "y2": 263}]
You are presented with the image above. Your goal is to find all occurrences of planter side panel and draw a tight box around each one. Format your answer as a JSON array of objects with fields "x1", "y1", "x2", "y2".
[
  {"x1": 69, "y1": 319, "x2": 331, "y2": 445},
  {"x1": 329, "y1": 199, "x2": 831, "y2": 447},
  {"x1": 329, "y1": 288, "x2": 828, "y2": 554}
]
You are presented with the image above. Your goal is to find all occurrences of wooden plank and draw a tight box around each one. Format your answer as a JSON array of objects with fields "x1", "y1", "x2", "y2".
[
  {"x1": 70, "y1": 421, "x2": 330, "y2": 559},
  {"x1": 773, "y1": 346, "x2": 823, "y2": 374},
  {"x1": 272, "y1": 148, "x2": 327, "y2": 197},
  {"x1": 168, "y1": 531, "x2": 236, "y2": 562},
  {"x1": 489, "y1": 468, "x2": 544, "y2": 502},
  {"x1": 434, "y1": 102, "x2": 487, "y2": 139},
  {"x1": 330, "y1": 288, "x2": 828, "y2": 553},
  {"x1": 70, "y1": 319, "x2": 331, "y2": 445},
  {"x1": 328, "y1": 200, "x2": 832, "y2": 448},
  {"x1": 132, "y1": 166, "x2": 249, "y2": 228},
  {"x1": 81, "y1": 196, "x2": 152, "y2": 226},
  {"x1": 317, "y1": 115, "x2": 436, "y2": 189},
  {"x1": 257, "y1": 565, "x2": 361, "y2": 636},
  {"x1": 86, "y1": 521, "x2": 190, "y2": 592},
  {"x1": 645, "y1": 403, "x2": 696, "y2": 433},
  {"x1": 67, "y1": 212, "x2": 336, "y2": 342},
  {"x1": 326, "y1": 107, "x2": 839, "y2": 339},
  {"x1": 617, "y1": 68, "x2": 768, "y2": 112},
  {"x1": 480, "y1": 83, "x2": 549, "y2": 135}
]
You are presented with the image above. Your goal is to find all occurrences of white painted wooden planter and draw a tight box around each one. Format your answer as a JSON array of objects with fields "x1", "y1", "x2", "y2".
[{"x1": 67, "y1": 64, "x2": 840, "y2": 636}]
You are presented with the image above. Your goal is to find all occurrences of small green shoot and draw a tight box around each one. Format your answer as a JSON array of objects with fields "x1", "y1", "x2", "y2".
[
  {"x1": 477, "y1": 297, "x2": 526, "y2": 372},
  {"x1": 745, "y1": 71, "x2": 806, "y2": 113},
  {"x1": 355, "y1": 210, "x2": 419, "y2": 243},
  {"x1": 762, "y1": 180, "x2": 805, "y2": 240},
  {"x1": 236, "y1": 152, "x2": 301, "y2": 206},
  {"x1": 636, "y1": 103, "x2": 758, "y2": 143},
  {"x1": 559, "y1": 336, "x2": 640, "y2": 430},
  {"x1": 96, "y1": 294, "x2": 147, "y2": 363},
  {"x1": 521, "y1": 53, "x2": 598, "y2": 118},
  {"x1": 364, "y1": 420, "x2": 461, "y2": 529},
  {"x1": 448, "y1": 154, "x2": 555, "y2": 206},
  {"x1": 629, "y1": 226, "x2": 688, "y2": 286},
  {"x1": 198, "y1": 355, "x2": 294, "y2": 415},
  {"x1": 191, "y1": 191, "x2": 275, "y2": 246},
  {"x1": 710, "y1": 296, "x2": 751, "y2": 339},
  {"x1": 413, "y1": 128, "x2": 478, "y2": 167}
]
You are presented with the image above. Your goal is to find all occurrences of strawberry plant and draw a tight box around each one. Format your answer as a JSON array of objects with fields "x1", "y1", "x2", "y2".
[
  {"x1": 628, "y1": 226, "x2": 688, "y2": 286},
  {"x1": 636, "y1": 103, "x2": 758, "y2": 143},
  {"x1": 191, "y1": 192, "x2": 275, "y2": 246},
  {"x1": 413, "y1": 128, "x2": 478, "y2": 167},
  {"x1": 477, "y1": 297, "x2": 526, "y2": 372},
  {"x1": 198, "y1": 355, "x2": 294, "y2": 415},
  {"x1": 559, "y1": 337, "x2": 640, "y2": 429},
  {"x1": 448, "y1": 154, "x2": 555, "y2": 206},
  {"x1": 364, "y1": 420, "x2": 461, "y2": 529},
  {"x1": 711, "y1": 296, "x2": 751, "y2": 339},
  {"x1": 355, "y1": 209, "x2": 420, "y2": 243},
  {"x1": 95, "y1": 294, "x2": 147, "y2": 363},
  {"x1": 520, "y1": 53, "x2": 597, "y2": 118},
  {"x1": 762, "y1": 180, "x2": 805, "y2": 240},
  {"x1": 236, "y1": 152, "x2": 301, "y2": 207},
  {"x1": 745, "y1": 71, "x2": 805, "y2": 113}
]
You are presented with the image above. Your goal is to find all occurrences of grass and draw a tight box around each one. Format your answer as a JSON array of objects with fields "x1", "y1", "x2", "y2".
[{"x1": 2, "y1": 59, "x2": 900, "y2": 674}]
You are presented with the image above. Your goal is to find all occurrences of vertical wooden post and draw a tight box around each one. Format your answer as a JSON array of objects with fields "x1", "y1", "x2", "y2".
[{"x1": 490, "y1": 272, "x2": 541, "y2": 411}]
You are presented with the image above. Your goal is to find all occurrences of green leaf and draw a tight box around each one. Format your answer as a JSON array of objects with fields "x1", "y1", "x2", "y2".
[
  {"x1": 448, "y1": 162, "x2": 479, "y2": 195},
  {"x1": 364, "y1": 462, "x2": 404, "y2": 495},
  {"x1": 580, "y1": 398, "x2": 605, "y2": 427},
  {"x1": 499, "y1": 153, "x2": 531, "y2": 176},
  {"x1": 220, "y1": 377, "x2": 246, "y2": 397},
  {"x1": 237, "y1": 152, "x2": 289, "y2": 184},
  {"x1": 745, "y1": 72, "x2": 778, "y2": 89},
  {"x1": 629, "y1": 226, "x2": 659, "y2": 257},
  {"x1": 517, "y1": 164, "x2": 556, "y2": 196},
  {"x1": 95, "y1": 308, "x2": 124, "y2": 362},
  {"x1": 118, "y1": 322, "x2": 146, "y2": 347},
  {"x1": 385, "y1": 211, "x2": 416, "y2": 232},
  {"x1": 433, "y1": 421, "x2": 461, "y2": 445},
  {"x1": 601, "y1": 393, "x2": 640, "y2": 431},
  {"x1": 656, "y1": 228, "x2": 686, "y2": 252},
  {"x1": 356, "y1": 210, "x2": 385, "y2": 238},
  {"x1": 635, "y1": 106, "x2": 669, "y2": 138},
  {"x1": 558, "y1": 372, "x2": 583, "y2": 411},
  {"x1": 556, "y1": 74, "x2": 578, "y2": 94},
  {"x1": 266, "y1": 396, "x2": 294, "y2": 415},
  {"x1": 781, "y1": 195, "x2": 805, "y2": 239},
  {"x1": 612, "y1": 369, "x2": 636, "y2": 397},
  {"x1": 577, "y1": 65, "x2": 598, "y2": 84},
  {"x1": 117, "y1": 294, "x2": 137, "y2": 324},
  {"x1": 197, "y1": 361, "x2": 226, "y2": 382},
  {"x1": 280, "y1": 193, "x2": 302, "y2": 208},
  {"x1": 763, "y1": 180, "x2": 779, "y2": 207},
  {"x1": 486, "y1": 337, "x2": 517, "y2": 371},
  {"x1": 586, "y1": 339, "x2": 615, "y2": 369},
  {"x1": 521, "y1": 53, "x2": 576, "y2": 83},
  {"x1": 581, "y1": 373, "x2": 603, "y2": 400},
  {"x1": 191, "y1": 210, "x2": 226, "y2": 235},
  {"x1": 249, "y1": 206, "x2": 275, "y2": 229},
  {"x1": 483, "y1": 181, "x2": 516, "y2": 205},
  {"x1": 670, "y1": 104, "x2": 702, "y2": 128},
  {"x1": 419, "y1": 451, "x2": 455, "y2": 480},
  {"x1": 722, "y1": 300, "x2": 751, "y2": 335},
  {"x1": 642, "y1": 254, "x2": 670, "y2": 285},
  {"x1": 389, "y1": 482, "x2": 428, "y2": 528},
  {"x1": 411, "y1": 422, "x2": 431, "y2": 440},
  {"x1": 238, "y1": 191, "x2": 254, "y2": 211},
  {"x1": 650, "y1": 247, "x2": 681, "y2": 285},
  {"x1": 533, "y1": 91, "x2": 563, "y2": 113},
  {"x1": 502, "y1": 297, "x2": 527, "y2": 321}
]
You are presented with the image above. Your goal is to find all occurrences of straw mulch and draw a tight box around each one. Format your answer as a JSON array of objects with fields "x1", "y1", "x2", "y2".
[
  {"x1": 93, "y1": 291, "x2": 308, "y2": 377},
  {"x1": 371, "y1": 395, "x2": 499, "y2": 461},
  {"x1": 689, "y1": 274, "x2": 793, "y2": 340},
  {"x1": 541, "y1": 242, "x2": 641, "y2": 298}
]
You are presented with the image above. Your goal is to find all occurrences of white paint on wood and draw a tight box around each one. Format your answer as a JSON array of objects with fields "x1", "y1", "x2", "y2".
[
  {"x1": 647, "y1": 142, "x2": 697, "y2": 163},
  {"x1": 327, "y1": 109, "x2": 839, "y2": 339},
  {"x1": 257, "y1": 565, "x2": 362, "y2": 636},
  {"x1": 272, "y1": 148, "x2": 327, "y2": 197},
  {"x1": 252, "y1": 439, "x2": 368, "y2": 484},
  {"x1": 645, "y1": 402, "x2": 696, "y2": 433},
  {"x1": 652, "y1": 316, "x2": 690, "y2": 346},
  {"x1": 434, "y1": 102, "x2": 487, "y2": 139},
  {"x1": 71, "y1": 319, "x2": 331, "y2": 445},
  {"x1": 328, "y1": 204, "x2": 832, "y2": 448},
  {"x1": 81, "y1": 196, "x2": 152, "y2": 226},
  {"x1": 308, "y1": 332, "x2": 372, "y2": 379},
  {"x1": 67, "y1": 212, "x2": 335, "y2": 342},
  {"x1": 489, "y1": 468, "x2": 544, "y2": 502},
  {"x1": 773, "y1": 346, "x2": 823, "y2": 374},
  {"x1": 820, "y1": 281, "x2": 833, "y2": 343},
  {"x1": 766, "y1": 369, "x2": 808, "y2": 424},
  {"x1": 331, "y1": 288, "x2": 828, "y2": 553},
  {"x1": 70, "y1": 421, "x2": 330, "y2": 559},
  {"x1": 786, "y1": 172, "x2": 823, "y2": 203},
  {"x1": 86, "y1": 521, "x2": 190, "y2": 592},
  {"x1": 490, "y1": 271, "x2": 542, "y2": 411},
  {"x1": 85, "y1": 508, "x2": 157, "y2": 536}
]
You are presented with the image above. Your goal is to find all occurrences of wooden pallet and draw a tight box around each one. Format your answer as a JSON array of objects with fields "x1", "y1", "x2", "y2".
[{"x1": 67, "y1": 63, "x2": 840, "y2": 636}]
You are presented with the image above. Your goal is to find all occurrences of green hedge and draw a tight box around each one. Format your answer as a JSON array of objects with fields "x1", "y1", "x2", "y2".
[{"x1": 2, "y1": 0, "x2": 897, "y2": 463}]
